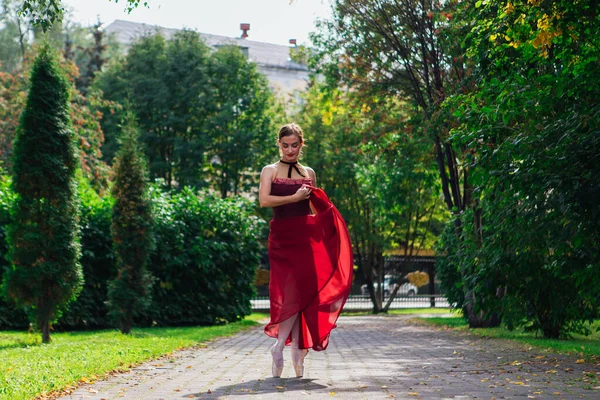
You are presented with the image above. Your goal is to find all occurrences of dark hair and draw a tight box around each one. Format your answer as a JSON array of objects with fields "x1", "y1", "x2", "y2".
[{"x1": 278, "y1": 123, "x2": 305, "y2": 142}]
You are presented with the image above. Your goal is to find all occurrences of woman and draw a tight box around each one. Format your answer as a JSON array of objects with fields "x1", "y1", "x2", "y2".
[{"x1": 259, "y1": 123, "x2": 353, "y2": 378}]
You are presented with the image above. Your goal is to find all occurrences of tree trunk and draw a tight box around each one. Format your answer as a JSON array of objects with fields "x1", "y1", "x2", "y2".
[
  {"x1": 120, "y1": 316, "x2": 133, "y2": 334},
  {"x1": 41, "y1": 319, "x2": 51, "y2": 343}
]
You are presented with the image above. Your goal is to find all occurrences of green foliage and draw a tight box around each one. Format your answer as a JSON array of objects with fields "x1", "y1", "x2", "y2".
[
  {"x1": 17, "y1": 0, "x2": 149, "y2": 32},
  {"x1": 206, "y1": 45, "x2": 275, "y2": 197},
  {"x1": 3, "y1": 44, "x2": 82, "y2": 342},
  {"x1": 0, "y1": 56, "x2": 110, "y2": 194},
  {"x1": 146, "y1": 186, "x2": 264, "y2": 325},
  {"x1": 0, "y1": 173, "x2": 29, "y2": 330},
  {"x1": 298, "y1": 81, "x2": 445, "y2": 312},
  {"x1": 94, "y1": 31, "x2": 276, "y2": 193},
  {"x1": 107, "y1": 114, "x2": 155, "y2": 334},
  {"x1": 436, "y1": 0, "x2": 600, "y2": 337},
  {"x1": 58, "y1": 175, "x2": 114, "y2": 329}
]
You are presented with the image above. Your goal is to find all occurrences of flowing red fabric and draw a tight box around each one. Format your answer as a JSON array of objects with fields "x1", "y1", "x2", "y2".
[{"x1": 265, "y1": 187, "x2": 353, "y2": 351}]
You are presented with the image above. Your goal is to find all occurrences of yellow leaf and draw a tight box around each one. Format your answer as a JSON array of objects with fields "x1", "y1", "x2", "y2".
[
  {"x1": 329, "y1": 392, "x2": 336, "y2": 396},
  {"x1": 275, "y1": 386, "x2": 285, "y2": 390},
  {"x1": 408, "y1": 392, "x2": 419, "y2": 396},
  {"x1": 576, "y1": 359, "x2": 585, "y2": 364}
]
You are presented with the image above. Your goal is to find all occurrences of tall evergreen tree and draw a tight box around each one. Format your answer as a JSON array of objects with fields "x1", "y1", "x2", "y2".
[
  {"x1": 107, "y1": 112, "x2": 155, "y2": 334},
  {"x1": 3, "y1": 44, "x2": 82, "y2": 343}
]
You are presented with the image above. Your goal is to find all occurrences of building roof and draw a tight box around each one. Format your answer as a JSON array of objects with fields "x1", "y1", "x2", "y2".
[{"x1": 104, "y1": 19, "x2": 308, "y2": 72}]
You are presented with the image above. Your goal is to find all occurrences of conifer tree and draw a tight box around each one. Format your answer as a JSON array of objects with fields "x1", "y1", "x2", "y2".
[
  {"x1": 107, "y1": 112, "x2": 155, "y2": 334},
  {"x1": 4, "y1": 44, "x2": 83, "y2": 343}
]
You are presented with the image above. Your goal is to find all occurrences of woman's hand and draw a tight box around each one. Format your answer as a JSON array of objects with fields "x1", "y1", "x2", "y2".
[{"x1": 294, "y1": 184, "x2": 312, "y2": 201}]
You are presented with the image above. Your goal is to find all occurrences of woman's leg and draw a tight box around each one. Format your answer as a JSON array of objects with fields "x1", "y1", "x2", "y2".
[
  {"x1": 271, "y1": 314, "x2": 298, "y2": 377},
  {"x1": 290, "y1": 313, "x2": 308, "y2": 377}
]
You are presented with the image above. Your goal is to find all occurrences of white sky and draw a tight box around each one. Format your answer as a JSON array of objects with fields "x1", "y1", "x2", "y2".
[{"x1": 62, "y1": 0, "x2": 333, "y2": 46}]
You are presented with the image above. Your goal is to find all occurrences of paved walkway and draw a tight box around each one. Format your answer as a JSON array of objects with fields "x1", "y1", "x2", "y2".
[{"x1": 61, "y1": 315, "x2": 599, "y2": 400}]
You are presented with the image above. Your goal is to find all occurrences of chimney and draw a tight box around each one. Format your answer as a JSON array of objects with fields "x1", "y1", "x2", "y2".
[
  {"x1": 240, "y1": 23, "x2": 250, "y2": 39},
  {"x1": 289, "y1": 38, "x2": 297, "y2": 47}
]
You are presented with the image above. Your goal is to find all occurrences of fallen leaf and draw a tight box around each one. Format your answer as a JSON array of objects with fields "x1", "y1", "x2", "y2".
[
  {"x1": 275, "y1": 386, "x2": 285, "y2": 390},
  {"x1": 186, "y1": 365, "x2": 192, "y2": 369},
  {"x1": 329, "y1": 392, "x2": 336, "y2": 396},
  {"x1": 408, "y1": 392, "x2": 419, "y2": 396},
  {"x1": 89, "y1": 389, "x2": 98, "y2": 394},
  {"x1": 381, "y1": 385, "x2": 388, "y2": 389},
  {"x1": 576, "y1": 359, "x2": 585, "y2": 364}
]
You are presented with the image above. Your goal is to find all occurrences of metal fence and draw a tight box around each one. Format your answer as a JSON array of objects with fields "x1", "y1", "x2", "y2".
[{"x1": 251, "y1": 294, "x2": 450, "y2": 312}]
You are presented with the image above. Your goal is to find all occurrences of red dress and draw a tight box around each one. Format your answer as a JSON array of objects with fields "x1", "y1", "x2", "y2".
[{"x1": 264, "y1": 177, "x2": 353, "y2": 351}]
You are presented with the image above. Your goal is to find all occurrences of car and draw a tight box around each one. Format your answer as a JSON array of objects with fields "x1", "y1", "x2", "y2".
[{"x1": 360, "y1": 276, "x2": 418, "y2": 297}]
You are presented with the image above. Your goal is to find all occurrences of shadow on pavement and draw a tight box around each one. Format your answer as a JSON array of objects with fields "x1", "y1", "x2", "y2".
[{"x1": 187, "y1": 378, "x2": 328, "y2": 397}]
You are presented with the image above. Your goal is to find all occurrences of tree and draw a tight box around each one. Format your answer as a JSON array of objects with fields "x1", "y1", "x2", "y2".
[
  {"x1": 436, "y1": 0, "x2": 600, "y2": 338},
  {"x1": 75, "y1": 20, "x2": 107, "y2": 93},
  {"x1": 18, "y1": 0, "x2": 149, "y2": 31},
  {"x1": 107, "y1": 112, "x2": 155, "y2": 334},
  {"x1": 0, "y1": 0, "x2": 33, "y2": 72},
  {"x1": 95, "y1": 31, "x2": 276, "y2": 192},
  {"x1": 3, "y1": 44, "x2": 82, "y2": 343},
  {"x1": 299, "y1": 81, "x2": 443, "y2": 312},
  {"x1": 206, "y1": 45, "x2": 275, "y2": 198},
  {"x1": 95, "y1": 31, "x2": 212, "y2": 188},
  {"x1": 311, "y1": 0, "x2": 497, "y2": 326}
]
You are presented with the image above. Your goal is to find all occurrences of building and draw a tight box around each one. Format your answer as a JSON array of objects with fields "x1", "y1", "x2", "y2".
[{"x1": 104, "y1": 20, "x2": 309, "y2": 101}]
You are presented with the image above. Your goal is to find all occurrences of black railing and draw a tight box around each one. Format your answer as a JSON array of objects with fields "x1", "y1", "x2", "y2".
[{"x1": 251, "y1": 294, "x2": 450, "y2": 312}]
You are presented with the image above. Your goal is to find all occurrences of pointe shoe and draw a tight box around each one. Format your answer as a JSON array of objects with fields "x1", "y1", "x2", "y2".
[
  {"x1": 270, "y1": 342, "x2": 284, "y2": 378},
  {"x1": 291, "y1": 345, "x2": 308, "y2": 378}
]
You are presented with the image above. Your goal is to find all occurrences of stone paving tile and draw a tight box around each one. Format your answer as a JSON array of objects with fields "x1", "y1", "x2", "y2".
[{"x1": 60, "y1": 315, "x2": 600, "y2": 400}]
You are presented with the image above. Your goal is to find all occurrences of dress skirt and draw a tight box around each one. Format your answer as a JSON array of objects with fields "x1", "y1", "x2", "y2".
[{"x1": 264, "y1": 188, "x2": 353, "y2": 351}]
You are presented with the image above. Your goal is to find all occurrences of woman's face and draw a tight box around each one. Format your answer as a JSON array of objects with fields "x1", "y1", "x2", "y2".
[{"x1": 279, "y1": 134, "x2": 303, "y2": 162}]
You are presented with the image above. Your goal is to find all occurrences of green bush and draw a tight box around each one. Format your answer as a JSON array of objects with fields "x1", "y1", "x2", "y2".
[
  {"x1": 1, "y1": 181, "x2": 264, "y2": 330},
  {"x1": 0, "y1": 175, "x2": 28, "y2": 330},
  {"x1": 143, "y1": 187, "x2": 264, "y2": 326},
  {"x1": 58, "y1": 178, "x2": 115, "y2": 330}
]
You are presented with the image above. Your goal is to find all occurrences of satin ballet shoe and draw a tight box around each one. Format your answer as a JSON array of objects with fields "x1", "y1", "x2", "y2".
[
  {"x1": 270, "y1": 342, "x2": 284, "y2": 378},
  {"x1": 291, "y1": 346, "x2": 308, "y2": 378}
]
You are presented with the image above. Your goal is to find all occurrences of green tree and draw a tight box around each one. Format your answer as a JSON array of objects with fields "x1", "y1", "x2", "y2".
[
  {"x1": 18, "y1": 0, "x2": 149, "y2": 31},
  {"x1": 206, "y1": 45, "x2": 275, "y2": 198},
  {"x1": 300, "y1": 82, "x2": 443, "y2": 312},
  {"x1": 95, "y1": 31, "x2": 276, "y2": 192},
  {"x1": 312, "y1": 0, "x2": 499, "y2": 326},
  {"x1": 95, "y1": 31, "x2": 212, "y2": 188},
  {"x1": 3, "y1": 44, "x2": 82, "y2": 343},
  {"x1": 436, "y1": 0, "x2": 600, "y2": 338},
  {"x1": 0, "y1": 0, "x2": 32, "y2": 72},
  {"x1": 107, "y1": 112, "x2": 155, "y2": 334}
]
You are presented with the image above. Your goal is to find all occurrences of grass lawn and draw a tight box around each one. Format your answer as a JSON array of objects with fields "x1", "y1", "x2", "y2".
[
  {"x1": 0, "y1": 314, "x2": 263, "y2": 400},
  {"x1": 418, "y1": 316, "x2": 600, "y2": 360}
]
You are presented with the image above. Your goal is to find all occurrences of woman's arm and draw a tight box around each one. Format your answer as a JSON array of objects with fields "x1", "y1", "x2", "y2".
[
  {"x1": 259, "y1": 165, "x2": 308, "y2": 208},
  {"x1": 306, "y1": 167, "x2": 317, "y2": 188}
]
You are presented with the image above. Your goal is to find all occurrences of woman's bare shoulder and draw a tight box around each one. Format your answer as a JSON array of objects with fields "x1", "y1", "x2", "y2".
[{"x1": 261, "y1": 164, "x2": 278, "y2": 177}]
